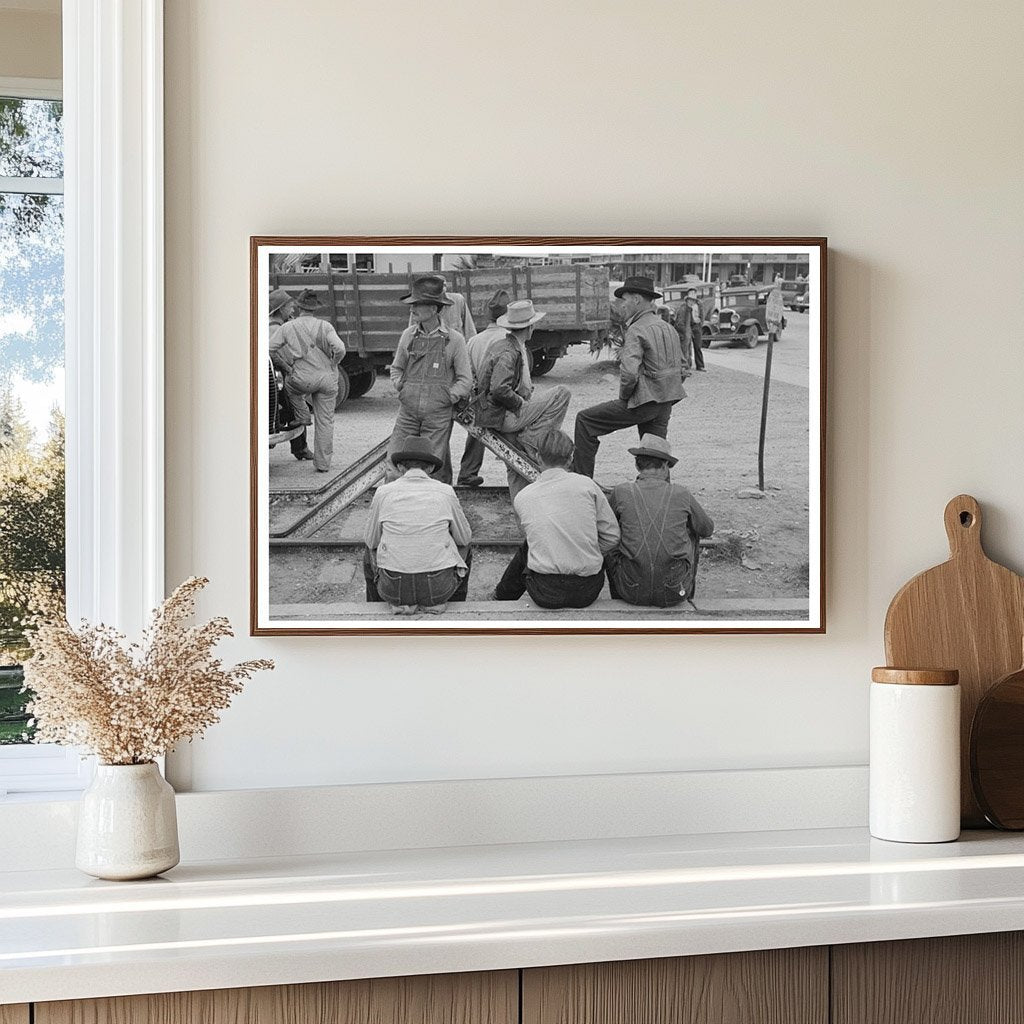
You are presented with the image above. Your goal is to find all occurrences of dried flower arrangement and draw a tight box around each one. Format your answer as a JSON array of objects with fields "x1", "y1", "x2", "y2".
[{"x1": 22, "y1": 577, "x2": 273, "y2": 765}]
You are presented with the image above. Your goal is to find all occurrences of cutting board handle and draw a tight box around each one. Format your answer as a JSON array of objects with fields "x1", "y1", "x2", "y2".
[{"x1": 944, "y1": 494, "x2": 982, "y2": 558}]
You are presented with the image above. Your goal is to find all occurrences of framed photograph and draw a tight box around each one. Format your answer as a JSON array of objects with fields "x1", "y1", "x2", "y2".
[{"x1": 250, "y1": 237, "x2": 826, "y2": 635}]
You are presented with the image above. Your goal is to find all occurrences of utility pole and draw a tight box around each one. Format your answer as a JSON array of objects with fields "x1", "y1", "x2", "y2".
[{"x1": 759, "y1": 282, "x2": 786, "y2": 491}]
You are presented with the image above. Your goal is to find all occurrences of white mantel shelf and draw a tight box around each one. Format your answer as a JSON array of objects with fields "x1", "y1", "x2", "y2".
[{"x1": 4, "y1": 826, "x2": 1024, "y2": 1004}]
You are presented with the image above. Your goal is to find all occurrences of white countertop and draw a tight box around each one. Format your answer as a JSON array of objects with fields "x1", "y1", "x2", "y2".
[{"x1": 4, "y1": 826, "x2": 1024, "y2": 1004}]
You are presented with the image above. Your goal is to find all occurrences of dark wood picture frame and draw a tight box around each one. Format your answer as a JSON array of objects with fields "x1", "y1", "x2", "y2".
[{"x1": 250, "y1": 236, "x2": 827, "y2": 636}]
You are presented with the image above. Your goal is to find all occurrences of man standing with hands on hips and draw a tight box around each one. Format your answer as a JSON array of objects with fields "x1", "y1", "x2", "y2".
[{"x1": 572, "y1": 276, "x2": 684, "y2": 478}]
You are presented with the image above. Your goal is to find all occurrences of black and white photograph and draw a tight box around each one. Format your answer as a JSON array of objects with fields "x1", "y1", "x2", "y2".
[{"x1": 251, "y1": 239, "x2": 825, "y2": 634}]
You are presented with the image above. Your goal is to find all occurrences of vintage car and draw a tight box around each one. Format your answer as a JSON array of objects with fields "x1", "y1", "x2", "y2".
[
  {"x1": 268, "y1": 359, "x2": 304, "y2": 449},
  {"x1": 661, "y1": 279, "x2": 720, "y2": 324},
  {"x1": 702, "y1": 285, "x2": 787, "y2": 349},
  {"x1": 779, "y1": 279, "x2": 810, "y2": 313}
]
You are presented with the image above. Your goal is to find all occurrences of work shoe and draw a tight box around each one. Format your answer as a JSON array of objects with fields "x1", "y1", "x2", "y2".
[
  {"x1": 421, "y1": 603, "x2": 448, "y2": 615},
  {"x1": 294, "y1": 448, "x2": 314, "y2": 461},
  {"x1": 458, "y1": 475, "x2": 484, "y2": 488}
]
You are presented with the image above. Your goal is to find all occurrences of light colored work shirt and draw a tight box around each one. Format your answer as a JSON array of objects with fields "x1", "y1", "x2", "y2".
[
  {"x1": 364, "y1": 469, "x2": 472, "y2": 573},
  {"x1": 389, "y1": 320, "x2": 473, "y2": 403},
  {"x1": 272, "y1": 315, "x2": 346, "y2": 375},
  {"x1": 466, "y1": 322, "x2": 508, "y2": 377},
  {"x1": 513, "y1": 467, "x2": 620, "y2": 576}
]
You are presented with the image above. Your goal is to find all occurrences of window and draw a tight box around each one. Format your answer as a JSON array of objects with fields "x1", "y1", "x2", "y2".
[{"x1": 0, "y1": 81, "x2": 82, "y2": 795}]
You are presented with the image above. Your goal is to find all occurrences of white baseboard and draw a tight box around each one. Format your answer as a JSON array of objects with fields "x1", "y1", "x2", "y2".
[{"x1": 0, "y1": 765, "x2": 867, "y2": 872}]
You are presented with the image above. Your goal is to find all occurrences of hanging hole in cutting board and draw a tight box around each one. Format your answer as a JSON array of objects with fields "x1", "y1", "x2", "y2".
[{"x1": 960, "y1": 511, "x2": 974, "y2": 527}]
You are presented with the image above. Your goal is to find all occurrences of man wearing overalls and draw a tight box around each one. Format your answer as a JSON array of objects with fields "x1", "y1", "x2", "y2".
[{"x1": 388, "y1": 277, "x2": 473, "y2": 484}]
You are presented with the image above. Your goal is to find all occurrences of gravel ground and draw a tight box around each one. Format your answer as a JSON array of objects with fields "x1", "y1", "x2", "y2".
[{"x1": 268, "y1": 323, "x2": 812, "y2": 603}]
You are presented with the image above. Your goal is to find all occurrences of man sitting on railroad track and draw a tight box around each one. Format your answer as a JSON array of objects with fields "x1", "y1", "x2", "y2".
[
  {"x1": 604, "y1": 435, "x2": 714, "y2": 607},
  {"x1": 363, "y1": 436, "x2": 473, "y2": 616},
  {"x1": 472, "y1": 300, "x2": 571, "y2": 501},
  {"x1": 493, "y1": 430, "x2": 619, "y2": 609}
]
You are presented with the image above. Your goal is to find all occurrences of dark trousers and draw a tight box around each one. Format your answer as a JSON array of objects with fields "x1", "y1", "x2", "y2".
[
  {"x1": 494, "y1": 542, "x2": 605, "y2": 609},
  {"x1": 364, "y1": 547, "x2": 472, "y2": 604},
  {"x1": 457, "y1": 434, "x2": 485, "y2": 483},
  {"x1": 688, "y1": 329, "x2": 705, "y2": 370},
  {"x1": 572, "y1": 399, "x2": 674, "y2": 478}
]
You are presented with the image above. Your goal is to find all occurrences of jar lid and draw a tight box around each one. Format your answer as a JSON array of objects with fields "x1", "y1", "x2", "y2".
[{"x1": 871, "y1": 667, "x2": 959, "y2": 686}]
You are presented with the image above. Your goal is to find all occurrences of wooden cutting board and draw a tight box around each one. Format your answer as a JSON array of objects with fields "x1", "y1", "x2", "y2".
[{"x1": 884, "y1": 494, "x2": 1024, "y2": 827}]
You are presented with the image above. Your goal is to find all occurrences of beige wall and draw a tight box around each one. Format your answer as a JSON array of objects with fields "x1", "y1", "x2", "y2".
[
  {"x1": 164, "y1": 1, "x2": 1024, "y2": 791},
  {"x1": 0, "y1": 9, "x2": 60, "y2": 81}
]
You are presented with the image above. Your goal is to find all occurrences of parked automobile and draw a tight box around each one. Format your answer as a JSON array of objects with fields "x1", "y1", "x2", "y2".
[
  {"x1": 661, "y1": 279, "x2": 719, "y2": 325},
  {"x1": 789, "y1": 288, "x2": 810, "y2": 313},
  {"x1": 702, "y1": 285, "x2": 787, "y2": 349},
  {"x1": 779, "y1": 279, "x2": 810, "y2": 312}
]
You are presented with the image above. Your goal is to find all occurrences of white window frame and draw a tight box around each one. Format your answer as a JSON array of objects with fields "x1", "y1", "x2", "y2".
[{"x1": 0, "y1": 0, "x2": 165, "y2": 797}]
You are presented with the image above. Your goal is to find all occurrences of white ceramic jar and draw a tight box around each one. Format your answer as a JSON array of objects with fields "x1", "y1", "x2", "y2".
[
  {"x1": 76, "y1": 762, "x2": 180, "y2": 880},
  {"x1": 870, "y1": 667, "x2": 961, "y2": 843}
]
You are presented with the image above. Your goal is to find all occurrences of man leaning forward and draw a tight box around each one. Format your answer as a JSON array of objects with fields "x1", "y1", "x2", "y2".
[
  {"x1": 473, "y1": 299, "x2": 571, "y2": 500},
  {"x1": 572, "y1": 276, "x2": 684, "y2": 478}
]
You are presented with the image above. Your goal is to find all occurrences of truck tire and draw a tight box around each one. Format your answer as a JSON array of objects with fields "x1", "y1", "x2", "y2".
[
  {"x1": 531, "y1": 349, "x2": 558, "y2": 376},
  {"x1": 743, "y1": 324, "x2": 760, "y2": 349},
  {"x1": 701, "y1": 327, "x2": 713, "y2": 349},
  {"x1": 348, "y1": 368, "x2": 375, "y2": 398},
  {"x1": 334, "y1": 367, "x2": 352, "y2": 410}
]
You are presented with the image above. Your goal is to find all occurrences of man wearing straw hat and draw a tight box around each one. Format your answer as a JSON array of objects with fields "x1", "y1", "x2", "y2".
[
  {"x1": 572, "y1": 276, "x2": 684, "y2": 478},
  {"x1": 473, "y1": 299, "x2": 571, "y2": 500},
  {"x1": 272, "y1": 288, "x2": 347, "y2": 472},
  {"x1": 605, "y1": 434, "x2": 714, "y2": 607},
  {"x1": 389, "y1": 277, "x2": 473, "y2": 484}
]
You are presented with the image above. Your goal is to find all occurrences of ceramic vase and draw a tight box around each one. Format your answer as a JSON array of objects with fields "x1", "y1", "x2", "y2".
[{"x1": 76, "y1": 762, "x2": 180, "y2": 880}]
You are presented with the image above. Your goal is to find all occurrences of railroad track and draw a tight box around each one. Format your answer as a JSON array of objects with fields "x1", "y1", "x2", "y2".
[{"x1": 271, "y1": 422, "x2": 542, "y2": 542}]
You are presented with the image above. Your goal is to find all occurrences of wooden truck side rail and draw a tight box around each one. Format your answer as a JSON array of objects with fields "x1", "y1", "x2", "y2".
[{"x1": 266, "y1": 262, "x2": 612, "y2": 402}]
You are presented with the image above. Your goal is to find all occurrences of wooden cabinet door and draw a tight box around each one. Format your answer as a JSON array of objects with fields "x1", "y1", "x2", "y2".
[
  {"x1": 35, "y1": 970, "x2": 517, "y2": 1024},
  {"x1": 0, "y1": 1007, "x2": 30, "y2": 1024},
  {"x1": 523, "y1": 948, "x2": 828, "y2": 1024},
  {"x1": 832, "y1": 932, "x2": 1024, "y2": 1024}
]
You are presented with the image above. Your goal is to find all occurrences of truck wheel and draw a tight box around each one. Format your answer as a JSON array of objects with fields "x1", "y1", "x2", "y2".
[
  {"x1": 531, "y1": 349, "x2": 558, "y2": 376},
  {"x1": 334, "y1": 367, "x2": 352, "y2": 410},
  {"x1": 348, "y1": 369, "x2": 375, "y2": 398},
  {"x1": 743, "y1": 325, "x2": 760, "y2": 349},
  {"x1": 701, "y1": 328, "x2": 713, "y2": 349}
]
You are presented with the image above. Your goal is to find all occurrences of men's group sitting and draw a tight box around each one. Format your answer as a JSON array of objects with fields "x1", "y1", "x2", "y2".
[{"x1": 364, "y1": 429, "x2": 714, "y2": 616}]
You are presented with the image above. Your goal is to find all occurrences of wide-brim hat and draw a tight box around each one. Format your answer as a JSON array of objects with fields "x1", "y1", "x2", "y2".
[
  {"x1": 400, "y1": 275, "x2": 453, "y2": 306},
  {"x1": 614, "y1": 276, "x2": 663, "y2": 300},
  {"x1": 496, "y1": 299, "x2": 546, "y2": 330},
  {"x1": 391, "y1": 436, "x2": 443, "y2": 470},
  {"x1": 487, "y1": 288, "x2": 510, "y2": 318},
  {"x1": 268, "y1": 288, "x2": 292, "y2": 314},
  {"x1": 628, "y1": 433, "x2": 678, "y2": 467},
  {"x1": 295, "y1": 288, "x2": 326, "y2": 312}
]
